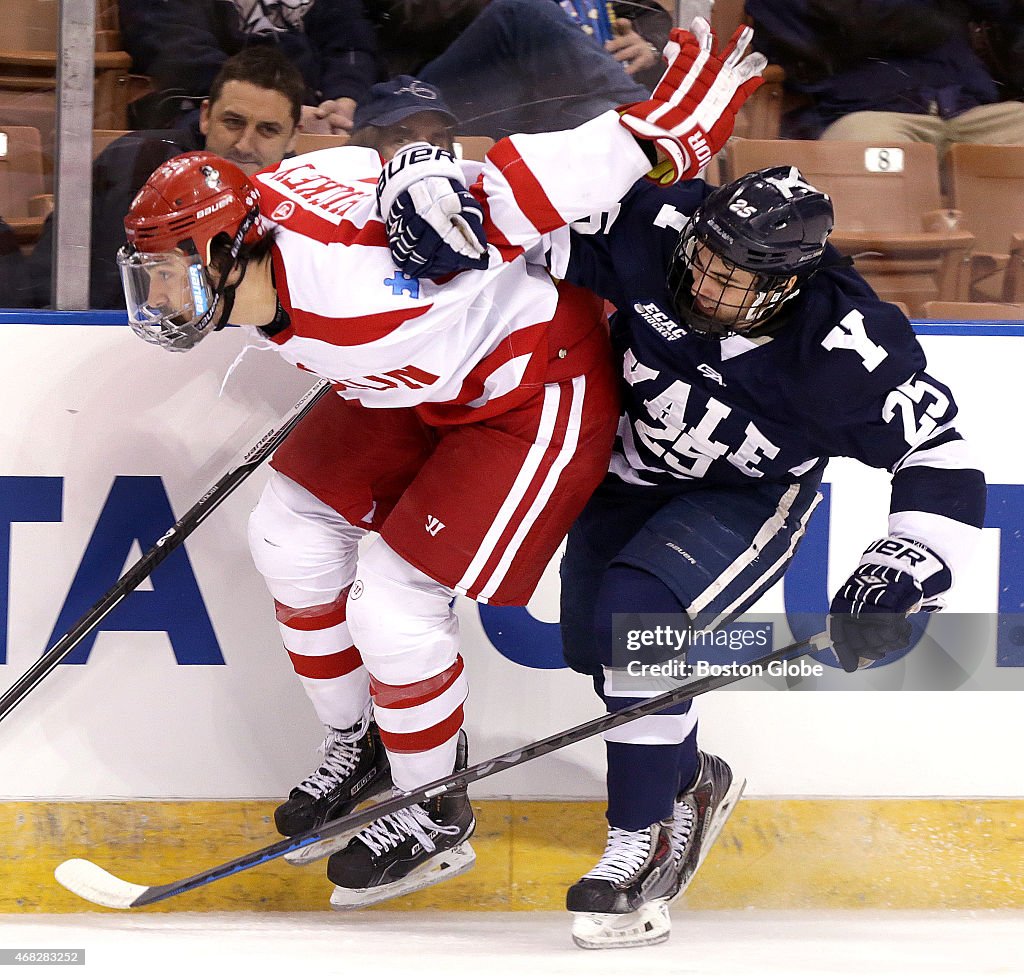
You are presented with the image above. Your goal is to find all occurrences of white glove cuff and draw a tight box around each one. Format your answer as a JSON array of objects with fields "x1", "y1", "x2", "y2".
[
  {"x1": 378, "y1": 142, "x2": 466, "y2": 219},
  {"x1": 859, "y1": 536, "x2": 950, "y2": 601}
]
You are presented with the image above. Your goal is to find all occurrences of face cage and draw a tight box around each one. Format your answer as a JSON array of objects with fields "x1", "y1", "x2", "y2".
[
  {"x1": 117, "y1": 247, "x2": 221, "y2": 353},
  {"x1": 668, "y1": 226, "x2": 800, "y2": 339}
]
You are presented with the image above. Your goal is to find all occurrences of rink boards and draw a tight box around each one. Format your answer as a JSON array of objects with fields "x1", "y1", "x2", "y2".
[{"x1": 1, "y1": 314, "x2": 1023, "y2": 912}]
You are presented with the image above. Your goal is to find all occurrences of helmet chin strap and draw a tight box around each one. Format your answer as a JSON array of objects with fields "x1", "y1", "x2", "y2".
[
  {"x1": 212, "y1": 257, "x2": 245, "y2": 331},
  {"x1": 210, "y1": 205, "x2": 261, "y2": 332},
  {"x1": 257, "y1": 258, "x2": 291, "y2": 336}
]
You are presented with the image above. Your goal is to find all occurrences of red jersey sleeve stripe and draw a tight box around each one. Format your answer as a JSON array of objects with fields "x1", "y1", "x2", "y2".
[
  {"x1": 282, "y1": 209, "x2": 390, "y2": 248},
  {"x1": 467, "y1": 179, "x2": 525, "y2": 264},
  {"x1": 485, "y1": 138, "x2": 563, "y2": 236},
  {"x1": 288, "y1": 305, "x2": 433, "y2": 347},
  {"x1": 270, "y1": 248, "x2": 431, "y2": 346}
]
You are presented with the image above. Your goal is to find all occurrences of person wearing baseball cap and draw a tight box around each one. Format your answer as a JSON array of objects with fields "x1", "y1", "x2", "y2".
[{"x1": 348, "y1": 75, "x2": 457, "y2": 159}]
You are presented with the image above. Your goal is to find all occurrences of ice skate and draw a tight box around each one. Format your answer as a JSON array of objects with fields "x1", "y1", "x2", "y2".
[
  {"x1": 327, "y1": 731, "x2": 476, "y2": 909},
  {"x1": 566, "y1": 822, "x2": 677, "y2": 949},
  {"x1": 277, "y1": 717, "x2": 393, "y2": 865},
  {"x1": 670, "y1": 751, "x2": 745, "y2": 901}
]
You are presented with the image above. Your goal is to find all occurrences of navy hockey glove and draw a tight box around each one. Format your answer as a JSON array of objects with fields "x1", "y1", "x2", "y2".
[
  {"x1": 828, "y1": 537, "x2": 950, "y2": 672},
  {"x1": 386, "y1": 181, "x2": 487, "y2": 278},
  {"x1": 378, "y1": 142, "x2": 487, "y2": 279}
]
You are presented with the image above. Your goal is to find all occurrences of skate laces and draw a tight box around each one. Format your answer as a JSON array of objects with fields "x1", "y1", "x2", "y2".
[
  {"x1": 298, "y1": 718, "x2": 370, "y2": 799},
  {"x1": 356, "y1": 802, "x2": 460, "y2": 858},
  {"x1": 671, "y1": 799, "x2": 696, "y2": 864},
  {"x1": 583, "y1": 827, "x2": 654, "y2": 884}
]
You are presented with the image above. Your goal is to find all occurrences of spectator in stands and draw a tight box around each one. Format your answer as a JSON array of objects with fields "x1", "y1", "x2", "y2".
[
  {"x1": 25, "y1": 47, "x2": 304, "y2": 310},
  {"x1": 0, "y1": 218, "x2": 28, "y2": 309},
  {"x1": 345, "y1": 76, "x2": 457, "y2": 159},
  {"x1": 582, "y1": 1, "x2": 674, "y2": 103},
  {"x1": 365, "y1": 0, "x2": 669, "y2": 137},
  {"x1": 968, "y1": 9, "x2": 1024, "y2": 99},
  {"x1": 118, "y1": 0, "x2": 378, "y2": 134},
  {"x1": 746, "y1": 0, "x2": 1024, "y2": 150}
]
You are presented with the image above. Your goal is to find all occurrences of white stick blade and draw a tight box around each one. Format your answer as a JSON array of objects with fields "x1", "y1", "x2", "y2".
[{"x1": 54, "y1": 858, "x2": 149, "y2": 909}]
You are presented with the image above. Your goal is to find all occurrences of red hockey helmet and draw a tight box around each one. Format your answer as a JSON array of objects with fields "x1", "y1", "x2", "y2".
[{"x1": 118, "y1": 152, "x2": 265, "y2": 351}]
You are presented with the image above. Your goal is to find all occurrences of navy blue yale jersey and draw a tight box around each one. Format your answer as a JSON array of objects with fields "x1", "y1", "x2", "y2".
[{"x1": 548, "y1": 178, "x2": 986, "y2": 585}]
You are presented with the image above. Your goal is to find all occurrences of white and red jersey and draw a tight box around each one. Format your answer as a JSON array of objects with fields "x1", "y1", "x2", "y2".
[{"x1": 250, "y1": 111, "x2": 652, "y2": 422}]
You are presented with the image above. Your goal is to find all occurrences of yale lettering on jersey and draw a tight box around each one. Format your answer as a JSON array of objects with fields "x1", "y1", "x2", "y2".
[{"x1": 626, "y1": 358, "x2": 782, "y2": 479}]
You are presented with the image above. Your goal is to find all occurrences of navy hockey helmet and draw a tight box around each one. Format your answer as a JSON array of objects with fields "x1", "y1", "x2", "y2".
[{"x1": 668, "y1": 165, "x2": 834, "y2": 338}]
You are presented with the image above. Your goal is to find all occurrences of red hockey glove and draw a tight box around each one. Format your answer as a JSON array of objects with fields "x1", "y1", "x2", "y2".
[{"x1": 619, "y1": 17, "x2": 766, "y2": 186}]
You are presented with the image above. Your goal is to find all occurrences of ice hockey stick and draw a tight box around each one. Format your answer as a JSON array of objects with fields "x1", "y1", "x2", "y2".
[
  {"x1": 0, "y1": 381, "x2": 331, "y2": 725},
  {"x1": 55, "y1": 629, "x2": 830, "y2": 908}
]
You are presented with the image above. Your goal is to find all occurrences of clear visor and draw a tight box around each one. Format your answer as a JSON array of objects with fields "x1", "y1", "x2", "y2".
[
  {"x1": 670, "y1": 228, "x2": 798, "y2": 339},
  {"x1": 117, "y1": 247, "x2": 218, "y2": 352}
]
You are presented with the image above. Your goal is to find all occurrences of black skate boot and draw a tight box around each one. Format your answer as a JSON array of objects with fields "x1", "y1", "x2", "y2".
[
  {"x1": 670, "y1": 751, "x2": 745, "y2": 901},
  {"x1": 276, "y1": 717, "x2": 393, "y2": 866},
  {"x1": 566, "y1": 822, "x2": 677, "y2": 949},
  {"x1": 327, "y1": 731, "x2": 476, "y2": 909}
]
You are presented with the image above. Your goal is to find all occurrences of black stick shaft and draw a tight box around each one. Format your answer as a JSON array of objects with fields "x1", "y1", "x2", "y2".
[
  {"x1": 0, "y1": 381, "x2": 332, "y2": 724},
  {"x1": 131, "y1": 630, "x2": 827, "y2": 906}
]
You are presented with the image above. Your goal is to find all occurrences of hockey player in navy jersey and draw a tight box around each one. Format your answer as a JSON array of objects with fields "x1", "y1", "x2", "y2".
[
  {"x1": 544, "y1": 166, "x2": 987, "y2": 948},
  {"x1": 391, "y1": 162, "x2": 985, "y2": 947}
]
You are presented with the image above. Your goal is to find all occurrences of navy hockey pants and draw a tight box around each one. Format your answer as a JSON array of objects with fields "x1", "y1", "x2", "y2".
[{"x1": 560, "y1": 473, "x2": 822, "y2": 830}]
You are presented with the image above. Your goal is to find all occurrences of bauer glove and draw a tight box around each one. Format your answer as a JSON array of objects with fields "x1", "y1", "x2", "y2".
[
  {"x1": 828, "y1": 536, "x2": 950, "y2": 672},
  {"x1": 618, "y1": 17, "x2": 766, "y2": 186},
  {"x1": 378, "y1": 142, "x2": 488, "y2": 279}
]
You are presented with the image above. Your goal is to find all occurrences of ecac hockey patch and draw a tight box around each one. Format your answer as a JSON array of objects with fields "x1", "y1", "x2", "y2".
[{"x1": 633, "y1": 301, "x2": 687, "y2": 341}]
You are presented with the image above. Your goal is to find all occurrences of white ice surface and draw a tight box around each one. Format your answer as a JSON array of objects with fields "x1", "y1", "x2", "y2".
[{"x1": 0, "y1": 911, "x2": 1022, "y2": 978}]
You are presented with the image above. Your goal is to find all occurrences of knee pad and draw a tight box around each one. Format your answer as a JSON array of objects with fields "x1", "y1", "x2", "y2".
[
  {"x1": 248, "y1": 472, "x2": 365, "y2": 608},
  {"x1": 346, "y1": 539, "x2": 459, "y2": 685}
]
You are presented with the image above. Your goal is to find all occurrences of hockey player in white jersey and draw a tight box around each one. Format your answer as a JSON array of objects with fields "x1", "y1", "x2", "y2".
[{"x1": 117, "y1": 20, "x2": 767, "y2": 910}]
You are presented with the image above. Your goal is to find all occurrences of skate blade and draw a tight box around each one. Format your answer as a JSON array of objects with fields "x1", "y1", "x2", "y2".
[
  {"x1": 570, "y1": 900, "x2": 670, "y2": 950},
  {"x1": 328, "y1": 842, "x2": 476, "y2": 910},
  {"x1": 671, "y1": 775, "x2": 747, "y2": 904},
  {"x1": 284, "y1": 787, "x2": 394, "y2": 866}
]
